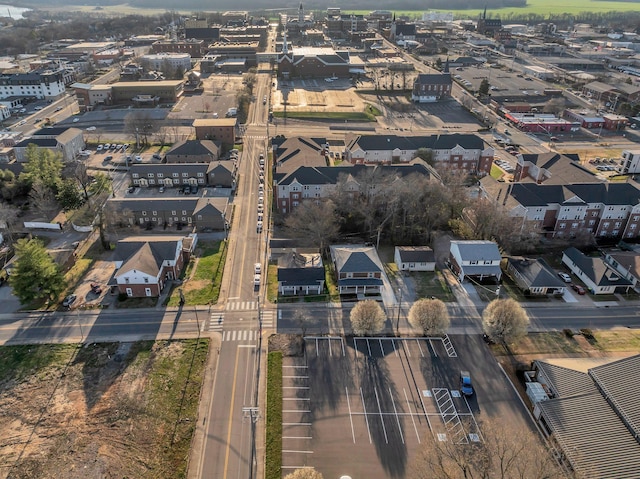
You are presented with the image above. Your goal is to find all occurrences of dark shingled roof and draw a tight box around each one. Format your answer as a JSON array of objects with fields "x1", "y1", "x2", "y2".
[
  {"x1": 414, "y1": 73, "x2": 452, "y2": 86},
  {"x1": 115, "y1": 239, "x2": 181, "y2": 277},
  {"x1": 563, "y1": 247, "x2": 634, "y2": 287},
  {"x1": 347, "y1": 133, "x2": 485, "y2": 152},
  {"x1": 510, "y1": 182, "x2": 640, "y2": 208},
  {"x1": 506, "y1": 257, "x2": 565, "y2": 288},
  {"x1": 396, "y1": 246, "x2": 435, "y2": 264}
]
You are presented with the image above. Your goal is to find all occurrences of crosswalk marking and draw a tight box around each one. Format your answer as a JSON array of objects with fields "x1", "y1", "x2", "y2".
[
  {"x1": 260, "y1": 309, "x2": 275, "y2": 328},
  {"x1": 221, "y1": 330, "x2": 259, "y2": 342},
  {"x1": 226, "y1": 301, "x2": 258, "y2": 311},
  {"x1": 209, "y1": 312, "x2": 224, "y2": 332}
]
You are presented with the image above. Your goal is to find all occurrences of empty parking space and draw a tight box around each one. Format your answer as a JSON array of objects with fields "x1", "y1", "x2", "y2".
[{"x1": 280, "y1": 335, "x2": 506, "y2": 478}]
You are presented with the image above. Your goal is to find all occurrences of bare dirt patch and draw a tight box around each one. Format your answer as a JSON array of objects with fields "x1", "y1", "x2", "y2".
[{"x1": 0, "y1": 340, "x2": 209, "y2": 479}]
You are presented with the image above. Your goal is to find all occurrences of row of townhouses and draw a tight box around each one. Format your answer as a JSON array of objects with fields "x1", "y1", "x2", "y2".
[{"x1": 130, "y1": 160, "x2": 236, "y2": 189}]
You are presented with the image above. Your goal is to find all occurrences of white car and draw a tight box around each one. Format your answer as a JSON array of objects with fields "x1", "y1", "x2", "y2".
[
  {"x1": 558, "y1": 272, "x2": 571, "y2": 283},
  {"x1": 86, "y1": 126, "x2": 96, "y2": 131},
  {"x1": 134, "y1": 155, "x2": 142, "y2": 162},
  {"x1": 254, "y1": 263, "x2": 261, "y2": 275},
  {"x1": 72, "y1": 118, "x2": 79, "y2": 123},
  {"x1": 257, "y1": 220, "x2": 263, "y2": 233},
  {"x1": 253, "y1": 274, "x2": 261, "y2": 286},
  {"x1": 96, "y1": 145, "x2": 103, "y2": 152}
]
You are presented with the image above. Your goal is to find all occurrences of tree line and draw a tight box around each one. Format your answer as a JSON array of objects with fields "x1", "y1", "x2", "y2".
[{"x1": 282, "y1": 163, "x2": 539, "y2": 256}]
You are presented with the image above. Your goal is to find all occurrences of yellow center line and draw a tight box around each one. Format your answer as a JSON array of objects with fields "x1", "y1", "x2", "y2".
[{"x1": 223, "y1": 346, "x2": 241, "y2": 479}]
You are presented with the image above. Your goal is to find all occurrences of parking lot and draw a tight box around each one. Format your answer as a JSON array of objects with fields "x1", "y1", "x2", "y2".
[{"x1": 280, "y1": 334, "x2": 530, "y2": 478}]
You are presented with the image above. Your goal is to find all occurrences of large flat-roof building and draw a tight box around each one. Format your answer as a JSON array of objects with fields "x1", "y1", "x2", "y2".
[{"x1": 110, "y1": 80, "x2": 184, "y2": 105}]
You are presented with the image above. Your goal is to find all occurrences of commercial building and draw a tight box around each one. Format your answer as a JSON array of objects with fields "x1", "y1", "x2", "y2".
[
  {"x1": 411, "y1": 73, "x2": 452, "y2": 103},
  {"x1": 0, "y1": 69, "x2": 66, "y2": 100},
  {"x1": 140, "y1": 53, "x2": 192, "y2": 72},
  {"x1": 110, "y1": 80, "x2": 184, "y2": 105},
  {"x1": 192, "y1": 119, "x2": 237, "y2": 147}
]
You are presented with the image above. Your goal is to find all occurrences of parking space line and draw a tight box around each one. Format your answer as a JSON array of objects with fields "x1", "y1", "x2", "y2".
[
  {"x1": 283, "y1": 410, "x2": 310, "y2": 413},
  {"x1": 403, "y1": 388, "x2": 421, "y2": 443},
  {"x1": 378, "y1": 338, "x2": 384, "y2": 356},
  {"x1": 389, "y1": 386, "x2": 405, "y2": 445},
  {"x1": 359, "y1": 387, "x2": 372, "y2": 444},
  {"x1": 428, "y1": 339, "x2": 438, "y2": 358},
  {"x1": 282, "y1": 466, "x2": 313, "y2": 469},
  {"x1": 417, "y1": 386, "x2": 434, "y2": 436},
  {"x1": 391, "y1": 339, "x2": 399, "y2": 357},
  {"x1": 374, "y1": 387, "x2": 389, "y2": 444},
  {"x1": 345, "y1": 386, "x2": 356, "y2": 444},
  {"x1": 283, "y1": 386, "x2": 310, "y2": 389},
  {"x1": 328, "y1": 339, "x2": 333, "y2": 357},
  {"x1": 283, "y1": 450, "x2": 313, "y2": 454},
  {"x1": 464, "y1": 396, "x2": 484, "y2": 443},
  {"x1": 340, "y1": 337, "x2": 345, "y2": 357},
  {"x1": 416, "y1": 339, "x2": 425, "y2": 358},
  {"x1": 283, "y1": 436, "x2": 312, "y2": 439},
  {"x1": 283, "y1": 398, "x2": 310, "y2": 401},
  {"x1": 283, "y1": 365, "x2": 308, "y2": 368},
  {"x1": 282, "y1": 422, "x2": 312, "y2": 426},
  {"x1": 366, "y1": 338, "x2": 372, "y2": 357},
  {"x1": 283, "y1": 376, "x2": 309, "y2": 379},
  {"x1": 315, "y1": 338, "x2": 319, "y2": 356}
]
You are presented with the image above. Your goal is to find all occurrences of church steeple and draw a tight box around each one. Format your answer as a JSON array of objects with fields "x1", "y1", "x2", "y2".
[
  {"x1": 298, "y1": 2, "x2": 304, "y2": 23},
  {"x1": 443, "y1": 57, "x2": 450, "y2": 72}
]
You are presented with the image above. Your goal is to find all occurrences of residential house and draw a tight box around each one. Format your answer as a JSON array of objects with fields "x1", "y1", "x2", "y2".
[
  {"x1": 603, "y1": 250, "x2": 640, "y2": 289},
  {"x1": 411, "y1": 73, "x2": 452, "y2": 103},
  {"x1": 448, "y1": 240, "x2": 502, "y2": 282},
  {"x1": 277, "y1": 250, "x2": 325, "y2": 296},
  {"x1": 505, "y1": 257, "x2": 566, "y2": 295},
  {"x1": 529, "y1": 356, "x2": 640, "y2": 479},
  {"x1": 164, "y1": 139, "x2": 220, "y2": 163},
  {"x1": 561, "y1": 247, "x2": 633, "y2": 294},
  {"x1": 13, "y1": 127, "x2": 85, "y2": 162},
  {"x1": 479, "y1": 179, "x2": 640, "y2": 240},
  {"x1": 107, "y1": 197, "x2": 228, "y2": 230},
  {"x1": 113, "y1": 235, "x2": 195, "y2": 297},
  {"x1": 344, "y1": 133, "x2": 494, "y2": 174},
  {"x1": 329, "y1": 244, "x2": 384, "y2": 297},
  {"x1": 275, "y1": 160, "x2": 435, "y2": 214},
  {"x1": 207, "y1": 160, "x2": 237, "y2": 188},
  {"x1": 272, "y1": 136, "x2": 329, "y2": 174},
  {"x1": 394, "y1": 246, "x2": 436, "y2": 272}
]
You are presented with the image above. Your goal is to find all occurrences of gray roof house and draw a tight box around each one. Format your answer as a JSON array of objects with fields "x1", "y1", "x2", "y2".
[
  {"x1": 562, "y1": 247, "x2": 633, "y2": 294},
  {"x1": 505, "y1": 257, "x2": 566, "y2": 295},
  {"x1": 329, "y1": 244, "x2": 384, "y2": 298},
  {"x1": 13, "y1": 127, "x2": 85, "y2": 163},
  {"x1": 207, "y1": 160, "x2": 237, "y2": 188},
  {"x1": 603, "y1": 250, "x2": 640, "y2": 289},
  {"x1": 113, "y1": 235, "x2": 194, "y2": 297},
  {"x1": 277, "y1": 251, "x2": 325, "y2": 296},
  {"x1": 448, "y1": 240, "x2": 502, "y2": 282},
  {"x1": 107, "y1": 197, "x2": 228, "y2": 231},
  {"x1": 531, "y1": 355, "x2": 640, "y2": 479},
  {"x1": 165, "y1": 139, "x2": 221, "y2": 163},
  {"x1": 394, "y1": 246, "x2": 435, "y2": 271}
]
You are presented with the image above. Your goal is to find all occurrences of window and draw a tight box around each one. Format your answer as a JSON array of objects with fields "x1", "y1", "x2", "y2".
[
  {"x1": 172, "y1": 173, "x2": 179, "y2": 178},
  {"x1": 559, "y1": 223, "x2": 566, "y2": 229},
  {"x1": 197, "y1": 215, "x2": 202, "y2": 220},
  {"x1": 469, "y1": 260, "x2": 478, "y2": 265},
  {"x1": 182, "y1": 210, "x2": 187, "y2": 215},
  {"x1": 157, "y1": 173, "x2": 163, "y2": 178},
  {"x1": 125, "y1": 277, "x2": 130, "y2": 284},
  {"x1": 171, "y1": 210, "x2": 176, "y2": 215},
  {"x1": 615, "y1": 222, "x2": 622, "y2": 228},
  {"x1": 144, "y1": 277, "x2": 149, "y2": 283},
  {"x1": 132, "y1": 173, "x2": 139, "y2": 178},
  {"x1": 197, "y1": 172, "x2": 204, "y2": 177},
  {"x1": 602, "y1": 222, "x2": 610, "y2": 228},
  {"x1": 147, "y1": 173, "x2": 154, "y2": 178},
  {"x1": 571, "y1": 222, "x2": 578, "y2": 229},
  {"x1": 182, "y1": 217, "x2": 186, "y2": 221},
  {"x1": 142, "y1": 211, "x2": 147, "y2": 216},
  {"x1": 152, "y1": 211, "x2": 157, "y2": 216},
  {"x1": 182, "y1": 173, "x2": 188, "y2": 177}
]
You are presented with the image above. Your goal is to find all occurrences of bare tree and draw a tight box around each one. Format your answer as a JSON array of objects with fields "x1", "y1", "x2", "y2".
[
  {"x1": 284, "y1": 199, "x2": 340, "y2": 253},
  {"x1": 408, "y1": 298, "x2": 450, "y2": 336},
  {"x1": 350, "y1": 300, "x2": 386, "y2": 336},
  {"x1": 482, "y1": 298, "x2": 530, "y2": 345},
  {"x1": 29, "y1": 180, "x2": 58, "y2": 219},
  {"x1": 292, "y1": 308, "x2": 313, "y2": 336},
  {"x1": 284, "y1": 468, "x2": 324, "y2": 479},
  {"x1": 410, "y1": 418, "x2": 562, "y2": 479},
  {"x1": 124, "y1": 112, "x2": 160, "y2": 147},
  {"x1": 0, "y1": 202, "x2": 19, "y2": 241},
  {"x1": 543, "y1": 97, "x2": 566, "y2": 115}
]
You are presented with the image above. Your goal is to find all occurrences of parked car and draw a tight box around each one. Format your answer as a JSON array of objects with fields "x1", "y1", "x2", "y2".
[
  {"x1": 254, "y1": 263, "x2": 261, "y2": 275},
  {"x1": 62, "y1": 294, "x2": 77, "y2": 308},
  {"x1": 90, "y1": 283, "x2": 102, "y2": 294},
  {"x1": 253, "y1": 274, "x2": 261, "y2": 287},
  {"x1": 127, "y1": 186, "x2": 135, "y2": 194},
  {"x1": 558, "y1": 272, "x2": 571, "y2": 283},
  {"x1": 96, "y1": 145, "x2": 103, "y2": 152},
  {"x1": 134, "y1": 155, "x2": 142, "y2": 162},
  {"x1": 86, "y1": 126, "x2": 96, "y2": 131},
  {"x1": 460, "y1": 371, "x2": 474, "y2": 396},
  {"x1": 105, "y1": 155, "x2": 113, "y2": 161},
  {"x1": 571, "y1": 283, "x2": 586, "y2": 295},
  {"x1": 159, "y1": 186, "x2": 165, "y2": 193},
  {"x1": 256, "y1": 221, "x2": 263, "y2": 233}
]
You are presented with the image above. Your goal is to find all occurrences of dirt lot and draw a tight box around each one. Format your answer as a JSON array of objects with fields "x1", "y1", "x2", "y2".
[{"x1": 0, "y1": 339, "x2": 209, "y2": 479}]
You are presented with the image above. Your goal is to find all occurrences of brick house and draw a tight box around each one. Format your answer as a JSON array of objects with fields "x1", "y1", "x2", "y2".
[
  {"x1": 113, "y1": 235, "x2": 195, "y2": 297},
  {"x1": 411, "y1": 73, "x2": 452, "y2": 103},
  {"x1": 193, "y1": 119, "x2": 236, "y2": 147}
]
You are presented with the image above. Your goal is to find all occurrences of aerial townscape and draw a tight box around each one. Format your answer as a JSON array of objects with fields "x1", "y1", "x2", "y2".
[{"x1": 1, "y1": 1, "x2": 640, "y2": 478}]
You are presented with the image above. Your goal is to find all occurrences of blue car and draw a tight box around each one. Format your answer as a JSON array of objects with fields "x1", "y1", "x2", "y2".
[{"x1": 460, "y1": 371, "x2": 474, "y2": 396}]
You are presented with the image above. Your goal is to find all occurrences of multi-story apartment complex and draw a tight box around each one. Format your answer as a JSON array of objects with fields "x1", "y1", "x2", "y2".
[{"x1": 0, "y1": 69, "x2": 66, "y2": 100}]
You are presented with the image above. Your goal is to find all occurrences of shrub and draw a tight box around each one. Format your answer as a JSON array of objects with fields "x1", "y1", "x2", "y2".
[
  {"x1": 579, "y1": 328, "x2": 595, "y2": 340},
  {"x1": 563, "y1": 328, "x2": 574, "y2": 338}
]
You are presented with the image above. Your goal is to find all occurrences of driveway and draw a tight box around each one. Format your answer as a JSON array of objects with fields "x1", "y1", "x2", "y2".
[{"x1": 0, "y1": 283, "x2": 21, "y2": 314}]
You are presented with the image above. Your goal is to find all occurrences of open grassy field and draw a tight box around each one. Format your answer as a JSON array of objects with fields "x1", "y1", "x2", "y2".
[
  {"x1": 347, "y1": 0, "x2": 640, "y2": 17},
  {"x1": 0, "y1": 339, "x2": 209, "y2": 479}
]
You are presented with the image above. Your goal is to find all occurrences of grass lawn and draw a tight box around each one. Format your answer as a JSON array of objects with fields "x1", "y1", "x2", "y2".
[
  {"x1": 324, "y1": 261, "x2": 340, "y2": 302},
  {"x1": 265, "y1": 352, "x2": 283, "y2": 479},
  {"x1": 412, "y1": 271, "x2": 455, "y2": 302},
  {"x1": 593, "y1": 330, "x2": 640, "y2": 351},
  {"x1": 166, "y1": 240, "x2": 227, "y2": 306},
  {"x1": 491, "y1": 332, "x2": 584, "y2": 356},
  {"x1": 267, "y1": 263, "x2": 278, "y2": 303}
]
